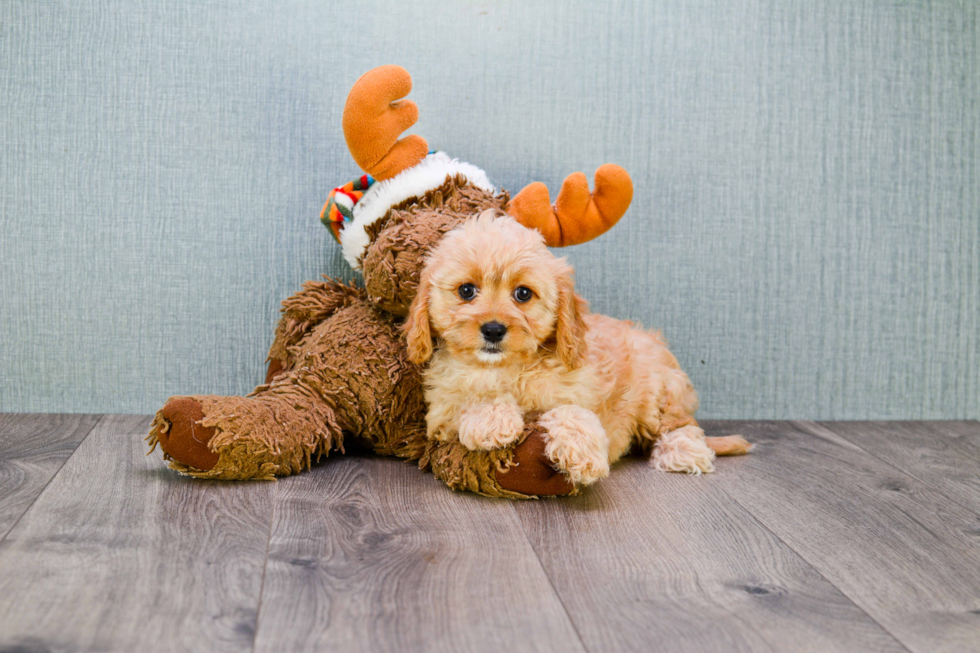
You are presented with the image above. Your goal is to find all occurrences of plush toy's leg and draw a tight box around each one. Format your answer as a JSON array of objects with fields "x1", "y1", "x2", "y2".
[
  {"x1": 150, "y1": 302, "x2": 405, "y2": 480},
  {"x1": 148, "y1": 280, "x2": 364, "y2": 480},
  {"x1": 148, "y1": 388, "x2": 337, "y2": 480}
]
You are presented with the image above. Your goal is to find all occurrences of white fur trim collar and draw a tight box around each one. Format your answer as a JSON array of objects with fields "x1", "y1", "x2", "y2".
[{"x1": 340, "y1": 152, "x2": 495, "y2": 269}]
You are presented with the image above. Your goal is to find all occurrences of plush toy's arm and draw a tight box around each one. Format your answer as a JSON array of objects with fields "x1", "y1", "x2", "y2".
[{"x1": 266, "y1": 277, "x2": 365, "y2": 379}]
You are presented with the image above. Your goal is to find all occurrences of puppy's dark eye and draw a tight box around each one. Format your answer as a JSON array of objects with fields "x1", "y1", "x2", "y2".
[
  {"x1": 513, "y1": 286, "x2": 533, "y2": 303},
  {"x1": 458, "y1": 283, "x2": 477, "y2": 301}
]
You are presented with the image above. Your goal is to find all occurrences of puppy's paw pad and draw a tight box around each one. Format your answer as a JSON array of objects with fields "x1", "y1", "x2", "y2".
[
  {"x1": 458, "y1": 403, "x2": 524, "y2": 450},
  {"x1": 652, "y1": 427, "x2": 716, "y2": 475}
]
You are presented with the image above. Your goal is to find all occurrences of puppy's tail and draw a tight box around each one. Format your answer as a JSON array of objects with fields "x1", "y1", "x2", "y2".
[{"x1": 704, "y1": 435, "x2": 752, "y2": 456}]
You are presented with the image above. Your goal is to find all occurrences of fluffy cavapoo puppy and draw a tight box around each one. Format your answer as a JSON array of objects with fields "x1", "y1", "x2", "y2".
[{"x1": 405, "y1": 210, "x2": 750, "y2": 485}]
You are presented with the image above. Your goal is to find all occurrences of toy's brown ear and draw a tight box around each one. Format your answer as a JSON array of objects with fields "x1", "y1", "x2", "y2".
[
  {"x1": 508, "y1": 164, "x2": 633, "y2": 247},
  {"x1": 554, "y1": 266, "x2": 589, "y2": 368},
  {"x1": 404, "y1": 268, "x2": 434, "y2": 364},
  {"x1": 343, "y1": 65, "x2": 429, "y2": 181}
]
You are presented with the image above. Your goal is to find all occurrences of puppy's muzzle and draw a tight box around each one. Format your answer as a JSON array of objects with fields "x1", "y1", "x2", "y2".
[{"x1": 480, "y1": 321, "x2": 507, "y2": 344}]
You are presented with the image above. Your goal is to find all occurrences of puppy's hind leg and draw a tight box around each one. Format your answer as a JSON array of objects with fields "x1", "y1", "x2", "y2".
[{"x1": 651, "y1": 425, "x2": 716, "y2": 475}]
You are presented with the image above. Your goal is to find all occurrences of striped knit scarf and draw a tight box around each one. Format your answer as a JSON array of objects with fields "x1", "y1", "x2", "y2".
[{"x1": 320, "y1": 174, "x2": 375, "y2": 243}]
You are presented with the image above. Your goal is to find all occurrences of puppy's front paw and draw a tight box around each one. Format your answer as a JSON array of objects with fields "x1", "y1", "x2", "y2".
[
  {"x1": 539, "y1": 405, "x2": 610, "y2": 486},
  {"x1": 652, "y1": 425, "x2": 716, "y2": 474},
  {"x1": 458, "y1": 402, "x2": 524, "y2": 451}
]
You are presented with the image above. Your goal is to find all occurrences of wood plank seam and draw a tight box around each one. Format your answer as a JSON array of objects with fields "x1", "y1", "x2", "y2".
[
  {"x1": 711, "y1": 479, "x2": 915, "y2": 653},
  {"x1": 0, "y1": 413, "x2": 104, "y2": 543},
  {"x1": 508, "y1": 502, "x2": 593, "y2": 653},
  {"x1": 249, "y1": 456, "x2": 587, "y2": 652},
  {"x1": 250, "y1": 482, "x2": 280, "y2": 653},
  {"x1": 511, "y1": 453, "x2": 913, "y2": 652},
  {"x1": 802, "y1": 420, "x2": 980, "y2": 517},
  {"x1": 0, "y1": 414, "x2": 276, "y2": 651},
  {"x1": 705, "y1": 420, "x2": 980, "y2": 652}
]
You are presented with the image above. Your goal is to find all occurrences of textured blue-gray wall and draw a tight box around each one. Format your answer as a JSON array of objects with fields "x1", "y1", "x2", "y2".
[{"x1": 1, "y1": 1, "x2": 977, "y2": 418}]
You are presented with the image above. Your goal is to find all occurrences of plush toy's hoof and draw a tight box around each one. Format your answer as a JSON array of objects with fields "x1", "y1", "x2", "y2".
[
  {"x1": 496, "y1": 428, "x2": 575, "y2": 496},
  {"x1": 156, "y1": 397, "x2": 220, "y2": 471}
]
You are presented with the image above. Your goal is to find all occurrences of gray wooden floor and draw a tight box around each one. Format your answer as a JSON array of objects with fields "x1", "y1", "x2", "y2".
[{"x1": 0, "y1": 416, "x2": 978, "y2": 652}]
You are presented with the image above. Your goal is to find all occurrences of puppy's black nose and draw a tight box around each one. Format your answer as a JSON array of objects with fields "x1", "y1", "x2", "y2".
[{"x1": 480, "y1": 321, "x2": 507, "y2": 343}]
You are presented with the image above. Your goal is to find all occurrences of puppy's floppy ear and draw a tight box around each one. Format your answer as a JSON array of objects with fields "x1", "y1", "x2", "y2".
[
  {"x1": 555, "y1": 266, "x2": 590, "y2": 368},
  {"x1": 405, "y1": 267, "x2": 434, "y2": 364}
]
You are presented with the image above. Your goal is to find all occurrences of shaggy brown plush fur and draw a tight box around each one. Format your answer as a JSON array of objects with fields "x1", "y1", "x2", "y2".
[{"x1": 148, "y1": 175, "x2": 573, "y2": 498}]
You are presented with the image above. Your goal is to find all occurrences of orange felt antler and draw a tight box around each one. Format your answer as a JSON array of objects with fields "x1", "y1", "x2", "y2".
[
  {"x1": 507, "y1": 164, "x2": 634, "y2": 247},
  {"x1": 343, "y1": 65, "x2": 429, "y2": 181}
]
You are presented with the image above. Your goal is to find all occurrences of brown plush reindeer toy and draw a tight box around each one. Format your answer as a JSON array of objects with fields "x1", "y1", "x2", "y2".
[{"x1": 148, "y1": 65, "x2": 711, "y2": 497}]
